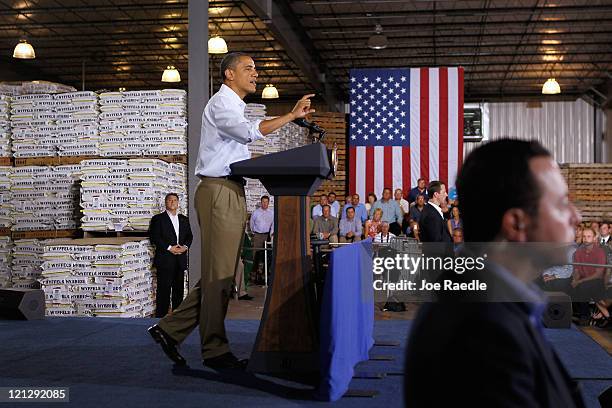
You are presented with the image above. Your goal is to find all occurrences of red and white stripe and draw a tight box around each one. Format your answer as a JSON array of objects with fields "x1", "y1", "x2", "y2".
[{"x1": 349, "y1": 67, "x2": 464, "y2": 200}]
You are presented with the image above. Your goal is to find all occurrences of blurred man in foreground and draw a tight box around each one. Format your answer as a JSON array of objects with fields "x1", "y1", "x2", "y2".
[{"x1": 404, "y1": 139, "x2": 585, "y2": 407}]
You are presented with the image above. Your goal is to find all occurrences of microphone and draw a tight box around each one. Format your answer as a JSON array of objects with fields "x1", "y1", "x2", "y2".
[{"x1": 292, "y1": 118, "x2": 324, "y2": 133}]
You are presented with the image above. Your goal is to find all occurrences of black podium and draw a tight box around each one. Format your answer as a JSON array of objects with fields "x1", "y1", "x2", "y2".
[{"x1": 231, "y1": 142, "x2": 334, "y2": 374}]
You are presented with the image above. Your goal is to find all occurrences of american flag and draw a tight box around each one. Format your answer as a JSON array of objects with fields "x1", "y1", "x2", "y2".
[{"x1": 348, "y1": 67, "x2": 464, "y2": 199}]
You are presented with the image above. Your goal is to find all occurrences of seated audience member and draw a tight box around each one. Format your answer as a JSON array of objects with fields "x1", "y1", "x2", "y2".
[
  {"x1": 340, "y1": 194, "x2": 352, "y2": 219},
  {"x1": 365, "y1": 193, "x2": 377, "y2": 216},
  {"x1": 409, "y1": 195, "x2": 426, "y2": 224},
  {"x1": 447, "y1": 206, "x2": 463, "y2": 236},
  {"x1": 394, "y1": 188, "x2": 410, "y2": 215},
  {"x1": 575, "y1": 224, "x2": 583, "y2": 245},
  {"x1": 407, "y1": 178, "x2": 428, "y2": 204},
  {"x1": 342, "y1": 193, "x2": 368, "y2": 223},
  {"x1": 374, "y1": 222, "x2": 396, "y2": 243},
  {"x1": 572, "y1": 227, "x2": 607, "y2": 321},
  {"x1": 249, "y1": 195, "x2": 273, "y2": 285},
  {"x1": 540, "y1": 242, "x2": 577, "y2": 295},
  {"x1": 370, "y1": 188, "x2": 402, "y2": 235},
  {"x1": 312, "y1": 194, "x2": 330, "y2": 220},
  {"x1": 365, "y1": 208, "x2": 383, "y2": 240},
  {"x1": 327, "y1": 192, "x2": 340, "y2": 217},
  {"x1": 452, "y1": 227, "x2": 464, "y2": 255},
  {"x1": 590, "y1": 221, "x2": 600, "y2": 241},
  {"x1": 339, "y1": 207, "x2": 362, "y2": 243},
  {"x1": 600, "y1": 222, "x2": 611, "y2": 246},
  {"x1": 312, "y1": 204, "x2": 339, "y2": 243},
  {"x1": 402, "y1": 213, "x2": 412, "y2": 236}
]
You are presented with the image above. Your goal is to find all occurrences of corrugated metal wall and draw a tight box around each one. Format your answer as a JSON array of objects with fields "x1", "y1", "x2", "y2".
[{"x1": 464, "y1": 99, "x2": 599, "y2": 164}]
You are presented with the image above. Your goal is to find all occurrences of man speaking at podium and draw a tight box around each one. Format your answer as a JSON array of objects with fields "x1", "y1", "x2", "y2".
[{"x1": 149, "y1": 52, "x2": 315, "y2": 370}]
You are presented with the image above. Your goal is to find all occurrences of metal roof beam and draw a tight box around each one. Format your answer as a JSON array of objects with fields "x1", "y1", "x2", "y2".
[{"x1": 243, "y1": 0, "x2": 343, "y2": 111}]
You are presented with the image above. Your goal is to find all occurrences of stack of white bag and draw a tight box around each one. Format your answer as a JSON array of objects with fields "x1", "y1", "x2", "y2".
[
  {"x1": 0, "y1": 95, "x2": 10, "y2": 157},
  {"x1": 39, "y1": 239, "x2": 155, "y2": 318},
  {"x1": 54, "y1": 92, "x2": 100, "y2": 157},
  {"x1": 11, "y1": 239, "x2": 45, "y2": 289},
  {"x1": 0, "y1": 81, "x2": 76, "y2": 97},
  {"x1": 0, "y1": 166, "x2": 11, "y2": 230},
  {"x1": 242, "y1": 104, "x2": 309, "y2": 213},
  {"x1": 0, "y1": 236, "x2": 12, "y2": 288},
  {"x1": 10, "y1": 91, "x2": 99, "y2": 158},
  {"x1": 80, "y1": 159, "x2": 187, "y2": 231},
  {"x1": 244, "y1": 103, "x2": 267, "y2": 156},
  {"x1": 10, "y1": 94, "x2": 57, "y2": 157},
  {"x1": 9, "y1": 165, "x2": 81, "y2": 231},
  {"x1": 98, "y1": 89, "x2": 187, "y2": 157}
]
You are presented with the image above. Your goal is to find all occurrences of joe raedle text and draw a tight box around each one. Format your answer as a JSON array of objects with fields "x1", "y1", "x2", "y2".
[{"x1": 372, "y1": 253, "x2": 488, "y2": 293}]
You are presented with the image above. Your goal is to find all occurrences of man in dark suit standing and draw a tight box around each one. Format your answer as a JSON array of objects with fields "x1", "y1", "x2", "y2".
[
  {"x1": 404, "y1": 140, "x2": 585, "y2": 407},
  {"x1": 418, "y1": 180, "x2": 452, "y2": 243},
  {"x1": 149, "y1": 193, "x2": 193, "y2": 318}
]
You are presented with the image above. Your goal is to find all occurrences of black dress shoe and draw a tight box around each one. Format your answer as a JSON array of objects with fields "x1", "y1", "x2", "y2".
[
  {"x1": 148, "y1": 325, "x2": 187, "y2": 366},
  {"x1": 204, "y1": 352, "x2": 248, "y2": 370},
  {"x1": 238, "y1": 294, "x2": 254, "y2": 301}
]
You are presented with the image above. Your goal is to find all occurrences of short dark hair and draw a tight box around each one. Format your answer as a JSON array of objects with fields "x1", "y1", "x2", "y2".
[
  {"x1": 427, "y1": 181, "x2": 444, "y2": 198},
  {"x1": 368, "y1": 192, "x2": 377, "y2": 201},
  {"x1": 261, "y1": 195, "x2": 269, "y2": 201},
  {"x1": 346, "y1": 206, "x2": 355, "y2": 212},
  {"x1": 220, "y1": 52, "x2": 249, "y2": 82},
  {"x1": 328, "y1": 192, "x2": 336, "y2": 197},
  {"x1": 165, "y1": 193, "x2": 179, "y2": 202},
  {"x1": 456, "y1": 139, "x2": 551, "y2": 242}
]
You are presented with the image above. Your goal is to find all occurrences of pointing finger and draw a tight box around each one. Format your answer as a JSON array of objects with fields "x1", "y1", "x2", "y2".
[{"x1": 301, "y1": 94, "x2": 316, "y2": 100}]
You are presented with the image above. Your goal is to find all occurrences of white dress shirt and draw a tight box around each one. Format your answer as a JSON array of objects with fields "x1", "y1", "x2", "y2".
[
  {"x1": 195, "y1": 84, "x2": 264, "y2": 177},
  {"x1": 396, "y1": 198, "x2": 410, "y2": 214},
  {"x1": 166, "y1": 210, "x2": 180, "y2": 250},
  {"x1": 374, "y1": 232, "x2": 396, "y2": 243},
  {"x1": 312, "y1": 204, "x2": 338, "y2": 219},
  {"x1": 427, "y1": 201, "x2": 444, "y2": 219}
]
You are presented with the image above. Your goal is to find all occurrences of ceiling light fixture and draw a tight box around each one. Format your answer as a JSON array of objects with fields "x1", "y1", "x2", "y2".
[
  {"x1": 162, "y1": 65, "x2": 181, "y2": 82},
  {"x1": 208, "y1": 36, "x2": 228, "y2": 54},
  {"x1": 367, "y1": 24, "x2": 388, "y2": 50},
  {"x1": 261, "y1": 84, "x2": 279, "y2": 99},
  {"x1": 13, "y1": 39, "x2": 35, "y2": 59},
  {"x1": 542, "y1": 78, "x2": 561, "y2": 95}
]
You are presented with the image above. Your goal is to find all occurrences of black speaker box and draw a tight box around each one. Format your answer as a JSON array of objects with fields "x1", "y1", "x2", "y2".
[
  {"x1": 0, "y1": 288, "x2": 45, "y2": 320},
  {"x1": 542, "y1": 291, "x2": 572, "y2": 329}
]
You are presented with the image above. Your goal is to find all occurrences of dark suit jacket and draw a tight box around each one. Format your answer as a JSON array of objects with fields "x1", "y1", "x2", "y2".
[
  {"x1": 418, "y1": 202, "x2": 452, "y2": 243},
  {"x1": 149, "y1": 211, "x2": 193, "y2": 271},
  {"x1": 404, "y1": 267, "x2": 586, "y2": 408}
]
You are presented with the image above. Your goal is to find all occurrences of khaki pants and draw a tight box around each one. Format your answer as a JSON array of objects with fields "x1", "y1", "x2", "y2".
[
  {"x1": 339, "y1": 234, "x2": 362, "y2": 243},
  {"x1": 158, "y1": 178, "x2": 247, "y2": 359},
  {"x1": 251, "y1": 232, "x2": 269, "y2": 279},
  {"x1": 234, "y1": 259, "x2": 247, "y2": 298}
]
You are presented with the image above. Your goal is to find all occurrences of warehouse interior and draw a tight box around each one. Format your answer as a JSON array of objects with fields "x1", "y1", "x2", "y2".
[{"x1": 1, "y1": 1, "x2": 612, "y2": 407}]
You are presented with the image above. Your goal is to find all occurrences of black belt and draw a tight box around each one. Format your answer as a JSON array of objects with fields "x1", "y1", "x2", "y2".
[{"x1": 200, "y1": 175, "x2": 246, "y2": 186}]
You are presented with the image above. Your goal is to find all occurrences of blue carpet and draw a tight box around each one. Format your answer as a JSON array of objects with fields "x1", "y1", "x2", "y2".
[{"x1": 0, "y1": 318, "x2": 609, "y2": 407}]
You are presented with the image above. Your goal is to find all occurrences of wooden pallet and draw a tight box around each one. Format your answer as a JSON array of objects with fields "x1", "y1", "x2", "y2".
[
  {"x1": 11, "y1": 229, "x2": 80, "y2": 240},
  {"x1": 0, "y1": 157, "x2": 11, "y2": 166},
  {"x1": 310, "y1": 112, "x2": 348, "y2": 199},
  {"x1": 14, "y1": 155, "x2": 187, "y2": 167},
  {"x1": 14, "y1": 156, "x2": 61, "y2": 167},
  {"x1": 560, "y1": 163, "x2": 612, "y2": 221},
  {"x1": 83, "y1": 230, "x2": 149, "y2": 238},
  {"x1": 0, "y1": 227, "x2": 11, "y2": 237}
]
